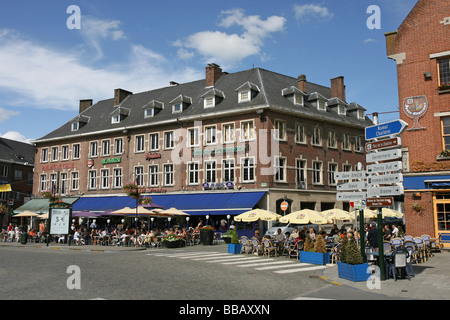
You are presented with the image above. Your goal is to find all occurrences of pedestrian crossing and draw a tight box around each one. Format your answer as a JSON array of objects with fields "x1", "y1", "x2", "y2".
[{"x1": 145, "y1": 250, "x2": 334, "y2": 275}]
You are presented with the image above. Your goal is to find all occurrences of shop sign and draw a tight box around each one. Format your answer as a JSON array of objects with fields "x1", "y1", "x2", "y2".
[
  {"x1": 146, "y1": 153, "x2": 162, "y2": 160},
  {"x1": 203, "y1": 182, "x2": 234, "y2": 190},
  {"x1": 193, "y1": 144, "x2": 249, "y2": 157},
  {"x1": 102, "y1": 157, "x2": 121, "y2": 165},
  {"x1": 43, "y1": 163, "x2": 75, "y2": 171}
]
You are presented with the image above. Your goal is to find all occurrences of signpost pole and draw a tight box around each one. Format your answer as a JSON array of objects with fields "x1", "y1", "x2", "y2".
[
  {"x1": 359, "y1": 209, "x2": 366, "y2": 262},
  {"x1": 377, "y1": 208, "x2": 385, "y2": 280}
]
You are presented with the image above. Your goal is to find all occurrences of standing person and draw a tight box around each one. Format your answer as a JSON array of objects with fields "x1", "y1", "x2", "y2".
[
  {"x1": 392, "y1": 224, "x2": 399, "y2": 238},
  {"x1": 383, "y1": 225, "x2": 392, "y2": 241},
  {"x1": 367, "y1": 223, "x2": 379, "y2": 252}
]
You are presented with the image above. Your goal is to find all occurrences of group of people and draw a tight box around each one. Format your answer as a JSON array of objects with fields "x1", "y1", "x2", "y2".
[{"x1": 0, "y1": 223, "x2": 47, "y2": 243}]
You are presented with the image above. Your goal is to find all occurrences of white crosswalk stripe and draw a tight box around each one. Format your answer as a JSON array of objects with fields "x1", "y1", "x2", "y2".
[{"x1": 145, "y1": 250, "x2": 332, "y2": 274}]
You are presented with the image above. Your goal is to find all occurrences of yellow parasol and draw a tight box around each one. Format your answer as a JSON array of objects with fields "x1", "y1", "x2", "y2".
[
  {"x1": 13, "y1": 211, "x2": 40, "y2": 217},
  {"x1": 234, "y1": 209, "x2": 281, "y2": 222},
  {"x1": 157, "y1": 207, "x2": 191, "y2": 216},
  {"x1": 320, "y1": 208, "x2": 352, "y2": 221},
  {"x1": 279, "y1": 209, "x2": 331, "y2": 224}
]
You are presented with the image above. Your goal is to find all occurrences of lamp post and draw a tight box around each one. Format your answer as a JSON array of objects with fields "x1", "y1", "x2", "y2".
[
  {"x1": 186, "y1": 217, "x2": 190, "y2": 229},
  {"x1": 227, "y1": 214, "x2": 231, "y2": 230},
  {"x1": 206, "y1": 215, "x2": 210, "y2": 226},
  {"x1": 168, "y1": 217, "x2": 171, "y2": 228}
]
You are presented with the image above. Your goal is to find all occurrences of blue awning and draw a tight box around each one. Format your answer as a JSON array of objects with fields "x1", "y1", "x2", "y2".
[{"x1": 72, "y1": 191, "x2": 266, "y2": 216}]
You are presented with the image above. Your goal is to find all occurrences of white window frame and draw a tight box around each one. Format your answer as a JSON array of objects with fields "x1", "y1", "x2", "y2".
[
  {"x1": 134, "y1": 166, "x2": 144, "y2": 187},
  {"x1": 241, "y1": 157, "x2": 255, "y2": 183},
  {"x1": 317, "y1": 100, "x2": 326, "y2": 111},
  {"x1": 296, "y1": 159, "x2": 307, "y2": 188},
  {"x1": 144, "y1": 108, "x2": 154, "y2": 118},
  {"x1": 238, "y1": 90, "x2": 251, "y2": 103},
  {"x1": 328, "y1": 131, "x2": 337, "y2": 149},
  {"x1": 328, "y1": 163, "x2": 337, "y2": 186},
  {"x1": 149, "y1": 133, "x2": 159, "y2": 151},
  {"x1": 312, "y1": 161, "x2": 323, "y2": 185},
  {"x1": 114, "y1": 138, "x2": 123, "y2": 155},
  {"x1": 111, "y1": 114, "x2": 120, "y2": 124},
  {"x1": 295, "y1": 124, "x2": 306, "y2": 144},
  {"x1": 164, "y1": 163, "x2": 174, "y2": 186},
  {"x1": 312, "y1": 128, "x2": 322, "y2": 146},
  {"x1": 41, "y1": 148, "x2": 49, "y2": 163},
  {"x1": 51, "y1": 147, "x2": 59, "y2": 162},
  {"x1": 338, "y1": 105, "x2": 347, "y2": 115},
  {"x1": 113, "y1": 168, "x2": 122, "y2": 189},
  {"x1": 88, "y1": 170, "x2": 97, "y2": 190},
  {"x1": 187, "y1": 128, "x2": 200, "y2": 147},
  {"x1": 187, "y1": 162, "x2": 199, "y2": 185},
  {"x1": 60, "y1": 173, "x2": 68, "y2": 195},
  {"x1": 204, "y1": 96, "x2": 215, "y2": 109},
  {"x1": 222, "y1": 123, "x2": 235, "y2": 144},
  {"x1": 204, "y1": 126, "x2": 217, "y2": 145},
  {"x1": 240, "y1": 120, "x2": 255, "y2": 141},
  {"x1": 71, "y1": 171, "x2": 79, "y2": 191},
  {"x1": 164, "y1": 131, "x2": 175, "y2": 150},
  {"x1": 90, "y1": 141, "x2": 98, "y2": 158},
  {"x1": 61, "y1": 145, "x2": 69, "y2": 161},
  {"x1": 101, "y1": 169, "x2": 109, "y2": 190},
  {"x1": 343, "y1": 134, "x2": 351, "y2": 151},
  {"x1": 39, "y1": 174, "x2": 47, "y2": 192},
  {"x1": 148, "y1": 165, "x2": 158, "y2": 187},
  {"x1": 72, "y1": 144, "x2": 80, "y2": 160},
  {"x1": 172, "y1": 103, "x2": 183, "y2": 114},
  {"x1": 274, "y1": 120, "x2": 286, "y2": 141},
  {"x1": 102, "y1": 140, "x2": 111, "y2": 156},
  {"x1": 294, "y1": 94, "x2": 304, "y2": 106},
  {"x1": 71, "y1": 122, "x2": 79, "y2": 132},
  {"x1": 223, "y1": 159, "x2": 235, "y2": 182},
  {"x1": 204, "y1": 160, "x2": 216, "y2": 183},
  {"x1": 275, "y1": 156, "x2": 287, "y2": 182},
  {"x1": 135, "y1": 135, "x2": 145, "y2": 153}
]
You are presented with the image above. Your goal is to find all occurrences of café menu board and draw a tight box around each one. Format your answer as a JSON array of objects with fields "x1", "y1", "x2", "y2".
[{"x1": 50, "y1": 208, "x2": 71, "y2": 235}]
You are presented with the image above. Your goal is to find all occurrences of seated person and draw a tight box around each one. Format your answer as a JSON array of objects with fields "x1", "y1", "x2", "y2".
[
  {"x1": 273, "y1": 228, "x2": 285, "y2": 242},
  {"x1": 254, "y1": 230, "x2": 262, "y2": 242},
  {"x1": 290, "y1": 227, "x2": 299, "y2": 239}
]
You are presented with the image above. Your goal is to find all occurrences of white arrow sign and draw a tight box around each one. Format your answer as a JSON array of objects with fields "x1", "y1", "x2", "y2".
[
  {"x1": 367, "y1": 185, "x2": 404, "y2": 197},
  {"x1": 336, "y1": 192, "x2": 367, "y2": 201},
  {"x1": 366, "y1": 149, "x2": 402, "y2": 163},
  {"x1": 368, "y1": 173, "x2": 403, "y2": 185},
  {"x1": 334, "y1": 171, "x2": 367, "y2": 180},
  {"x1": 367, "y1": 161, "x2": 402, "y2": 174},
  {"x1": 337, "y1": 181, "x2": 368, "y2": 191}
]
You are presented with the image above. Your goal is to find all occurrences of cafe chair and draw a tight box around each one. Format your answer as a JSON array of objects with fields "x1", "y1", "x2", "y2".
[
  {"x1": 413, "y1": 237, "x2": 427, "y2": 263},
  {"x1": 403, "y1": 235, "x2": 414, "y2": 242},
  {"x1": 430, "y1": 234, "x2": 443, "y2": 253},
  {"x1": 420, "y1": 235, "x2": 433, "y2": 258},
  {"x1": 263, "y1": 239, "x2": 278, "y2": 257},
  {"x1": 251, "y1": 237, "x2": 263, "y2": 256},
  {"x1": 386, "y1": 247, "x2": 411, "y2": 281},
  {"x1": 240, "y1": 236, "x2": 252, "y2": 254},
  {"x1": 288, "y1": 241, "x2": 301, "y2": 259},
  {"x1": 383, "y1": 241, "x2": 392, "y2": 254},
  {"x1": 403, "y1": 241, "x2": 418, "y2": 264},
  {"x1": 390, "y1": 238, "x2": 403, "y2": 250},
  {"x1": 330, "y1": 243, "x2": 341, "y2": 264}
]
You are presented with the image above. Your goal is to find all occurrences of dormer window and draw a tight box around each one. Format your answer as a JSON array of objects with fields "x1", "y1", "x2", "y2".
[
  {"x1": 338, "y1": 105, "x2": 347, "y2": 115},
  {"x1": 72, "y1": 122, "x2": 79, "y2": 131},
  {"x1": 111, "y1": 115, "x2": 121, "y2": 124},
  {"x1": 145, "y1": 108, "x2": 154, "y2": 118},
  {"x1": 201, "y1": 88, "x2": 224, "y2": 109},
  {"x1": 317, "y1": 100, "x2": 326, "y2": 111},
  {"x1": 281, "y1": 86, "x2": 306, "y2": 106},
  {"x1": 70, "y1": 115, "x2": 90, "y2": 132},
  {"x1": 294, "y1": 94, "x2": 304, "y2": 106},
  {"x1": 142, "y1": 100, "x2": 163, "y2": 119},
  {"x1": 357, "y1": 110, "x2": 365, "y2": 120},
  {"x1": 307, "y1": 92, "x2": 327, "y2": 111},
  {"x1": 204, "y1": 97, "x2": 215, "y2": 108},
  {"x1": 110, "y1": 106, "x2": 130, "y2": 124},
  {"x1": 236, "y1": 82, "x2": 260, "y2": 103},
  {"x1": 170, "y1": 95, "x2": 192, "y2": 114}
]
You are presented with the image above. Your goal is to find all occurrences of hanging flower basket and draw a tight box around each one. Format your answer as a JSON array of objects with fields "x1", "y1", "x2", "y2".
[
  {"x1": 139, "y1": 196, "x2": 153, "y2": 205},
  {"x1": 0, "y1": 205, "x2": 7, "y2": 215}
]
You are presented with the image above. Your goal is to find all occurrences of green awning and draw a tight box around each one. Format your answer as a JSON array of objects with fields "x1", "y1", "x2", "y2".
[{"x1": 12, "y1": 197, "x2": 79, "y2": 215}]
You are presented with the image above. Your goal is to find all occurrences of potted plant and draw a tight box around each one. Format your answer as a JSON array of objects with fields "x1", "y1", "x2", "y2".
[
  {"x1": 227, "y1": 229, "x2": 242, "y2": 254},
  {"x1": 337, "y1": 236, "x2": 370, "y2": 282},
  {"x1": 299, "y1": 235, "x2": 330, "y2": 265},
  {"x1": 221, "y1": 230, "x2": 233, "y2": 244},
  {"x1": 412, "y1": 202, "x2": 423, "y2": 213},
  {"x1": 163, "y1": 233, "x2": 184, "y2": 248},
  {"x1": 199, "y1": 225, "x2": 215, "y2": 245}
]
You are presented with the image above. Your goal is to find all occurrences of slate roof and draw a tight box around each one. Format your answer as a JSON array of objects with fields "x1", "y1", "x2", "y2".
[
  {"x1": 0, "y1": 137, "x2": 35, "y2": 165},
  {"x1": 36, "y1": 67, "x2": 372, "y2": 142}
]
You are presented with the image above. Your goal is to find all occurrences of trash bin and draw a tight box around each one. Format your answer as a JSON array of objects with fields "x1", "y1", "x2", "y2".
[{"x1": 19, "y1": 233, "x2": 28, "y2": 245}]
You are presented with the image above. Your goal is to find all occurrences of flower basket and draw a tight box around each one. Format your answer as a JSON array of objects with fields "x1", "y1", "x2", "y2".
[
  {"x1": 299, "y1": 251, "x2": 330, "y2": 265},
  {"x1": 0, "y1": 205, "x2": 7, "y2": 215},
  {"x1": 200, "y1": 227, "x2": 215, "y2": 245},
  {"x1": 337, "y1": 262, "x2": 370, "y2": 282}
]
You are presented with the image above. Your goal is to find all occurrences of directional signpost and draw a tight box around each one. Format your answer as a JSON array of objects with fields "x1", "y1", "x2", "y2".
[{"x1": 365, "y1": 119, "x2": 408, "y2": 140}]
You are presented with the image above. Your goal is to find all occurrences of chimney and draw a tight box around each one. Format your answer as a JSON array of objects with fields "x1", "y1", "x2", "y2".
[
  {"x1": 114, "y1": 88, "x2": 133, "y2": 106},
  {"x1": 330, "y1": 76, "x2": 346, "y2": 102},
  {"x1": 205, "y1": 63, "x2": 223, "y2": 87},
  {"x1": 79, "y1": 99, "x2": 93, "y2": 114},
  {"x1": 297, "y1": 74, "x2": 307, "y2": 93}
]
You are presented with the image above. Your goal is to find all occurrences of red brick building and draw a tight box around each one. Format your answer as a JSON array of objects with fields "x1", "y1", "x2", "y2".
[
  {"x1": 385, "y1": 0, "x2": 450, "y2": 243},
  {"x1": 28, "y1": 64, "x2": 371, "y2": 229}
]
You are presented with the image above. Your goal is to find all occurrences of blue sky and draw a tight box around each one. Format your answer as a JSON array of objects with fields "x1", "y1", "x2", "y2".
[{"x1": 0, "y1": 0, "x2": 417, "y2": 143}]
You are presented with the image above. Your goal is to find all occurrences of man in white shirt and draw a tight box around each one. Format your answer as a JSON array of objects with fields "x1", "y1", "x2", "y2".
[{"x1": 273, "y1": 228, "x2": 285, "y2": 242}]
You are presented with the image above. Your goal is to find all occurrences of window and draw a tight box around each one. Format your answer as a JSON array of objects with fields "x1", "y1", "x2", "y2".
[
  {"x1": 111, "y1": 115, "x2": 120, "y2": 124},
  {"x1": 205, "y1": 126, "x2": 217, "y2": 145},
  {"x1": 317, "y1": 100, "x2": 326, "y2": 111},
  {"x1": 164, "y1": 164, "x2": 174, "y2": 186},
  {"x1": 72, "y1": 144, "x2": 80, "y2": 159},
  {"x1": 241, "y1": 121, "x2": 254, "y2": 141},
  {"x1": 39, "y1": 174, "x2": 47, "y2": 192},
  {"x1": 135, "y1": 166, "x2": 144, "y2": 186},
  {"x1": 438, "y1": 58, "x2": 450, "y2": 86},
  {"x1": 61, "y1": 145, "x2": 69, "y2": 160},
  {"x1": 114, "y1": 138, "x2": 123, "y2": 155},
  {"x1": 223, "y1": 159, "x2": 235, "y2": 182},
  {"x1": 102, "y1": 140, "x2": 110, "y2": 156},
  {"x1": 60, "y1": 173, "x2": 68, "y2": 195},
  {"x1": 164, "y1": 131, "x2": 174, "y2": 149},
  {"x1": 295, "y1": 124, "x2": 306, "y2": 144},
  {"x1": 328, "y1": 131, "x2": 337, "y2": 148},
  {"x1": 294, "y1": 94, "x2": 304, "y2": 106},
  {"x1": 90, "y1": 141, "x2": 98, "y2": 157},
  {"x1": 135, "y1": 135, "x2": 145, "y2": 153},
  {"x1": 313, "y1": 161, "x2": 322, "y2": 184},
  {"x1": 436, "y1": 201, "x2": 450, "y2": 231},
  {"x1": 150, "y1": 133, "x2": 159, "y2": 151},
  {"x1": 101, "y1": 169, "x2": 109, "y2": 189},
  {"x1": 149, "y1": 165, "x2": 158, "y2": 187},
  {"x1": 187, "y1": 128, "x2": 200, "y2": 147},
  {"x1": 71, "y1": 122, "x2": 79, "y2": 131},
  {"x1": 204, "y1": 96, "x2": 215, "y2": 108},
  {"x1": 144, "y1": 108, "x2": 154, "y2": 118},
  {"x1": 49, "y1": 173, "x2": 57, "y2": 192},
  {"x1": 296, "y1": 160, "x2": 306, "y2": 189},
  {"x1": 357, "y1": 110, "x2": 365, "y2": 120},
  {"x1": 222, "y1": 123, "x2": 235, "y2": 143},
  {"x1": 187, "y1": 162, "x2": 199, "y2": 185},
  {"x1": 442, "y1": 117, "x2": 450, "y2": 150},
  {"x1": 312, "y1": 128, "x2": 321, "y2": 146},
  {"x1": 343, "y1": 164, "x2": 352, "y2": 183},
  {"x1": 355, "y1": 136, "x2": 363, "y2": 152},
  {"x1": 14, "y1": 169, "x2": 22, "y2": 180},
  {"x1": 274, "y1": 120, "x2": 286, "y2": 141},
  {"x1": 113, "y1": 168, "x2": 122, "y2": 188},
  {"x1": 88, "y1": 170, "x2": 97, "y2": 190},
  {"x1": 328, "y1": 163, "x2": 337, "y2": 185},
  {"x1": 41, "y1": 148, "x2": 49, "y2": 163},
  {"x1": 204, "y1": 160, "x2": 216, "y2": 183},
  {"x1": 1, "y1": 166, "x2": 7, "y2": 177},
  {"x1": 275, "y1": 157, "x2": 286, "y2": 182},
  {"x1": 242, "y1": 157, "x2": 255, "y2": 182},
  {"x1": 71, "y1": 172, "x2": 79, "y2": 191},
  {"x1": 343, "y1": 134, "x2": 351, "y2": 150},
  {"x1": 338, "y1": 105, "x2": 346, "y2": 115},
  {"x1": 172, "y1": 103, "x2": 182, "y2": 113},
  {"x1": 239, "y1": 90, "x2": 250, "y2": 103},
  {"x1": 51, "y1": 147, "x2": 59, "y2": 162}
]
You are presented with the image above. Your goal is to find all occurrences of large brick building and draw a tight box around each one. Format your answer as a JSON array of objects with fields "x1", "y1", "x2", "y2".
[
  {"x1": 385, "y1": 0, "x2": 450, "y2": 242},
  {"x1": 28, "y1": 64, "x2": 371, "y2": 229}
]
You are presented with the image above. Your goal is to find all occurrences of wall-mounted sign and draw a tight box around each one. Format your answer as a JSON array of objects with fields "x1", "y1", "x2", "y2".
[
  {"x1": 87, "y1": 159, "x2": 94, "y2": 168},
  {"x1": 102, "y1": 157, "x2": 121, "y2": 165},
  {"x1": 146, "y1": 153, "x2": 162, "y2": 160},
  {"x1": 203, "y1": 182, "x2": 234, "y2": 190},
  {"x1": 43, "y1": 163, "x2": 75, "y2": 171},
  {"x1": 403, "y1": 95, "x2": 427, "y2": 130},
  {"x1": 193, "y1": 144, "x2": 249, "y2": 157}
]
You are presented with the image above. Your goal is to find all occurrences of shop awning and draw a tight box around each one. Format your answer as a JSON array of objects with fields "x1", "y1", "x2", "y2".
[
  {"x1": 72, "y1": 191, "x2": 266, "y2": 216},
  {"x1": 13, "y1": 197, "x2": 79, "y2": 215}
]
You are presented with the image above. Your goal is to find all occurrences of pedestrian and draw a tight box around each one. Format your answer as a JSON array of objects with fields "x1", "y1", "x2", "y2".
[
  {"x1": 392, "y1": 224, "x2": 399, "y2": 238},
  {"x1": 383, "y1": 225, "x2": 392, "y2": 241},
  {"x1": 367, "y1": 223, "x2": 379, "y2": 252}
]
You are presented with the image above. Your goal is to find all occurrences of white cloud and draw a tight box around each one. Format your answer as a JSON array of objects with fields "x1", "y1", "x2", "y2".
[
  {"x1": 176, "y1": 8, "x2": 286, "y2": 65},
  {"x1": 293, "y1": 4, "x2": 334, "y2": 21},
  {"x1": 0, "y1": 29, "x2": 202, "y2": 112},
  {"x1": 0, "y1": 131, "x2": 32, "y2": 144},
  {"x1": 364, "y1": 38, "x2": 377, "y2": 44},
  {"x1": 0, "y1": 107, "x2": 20, "y2": 122}
]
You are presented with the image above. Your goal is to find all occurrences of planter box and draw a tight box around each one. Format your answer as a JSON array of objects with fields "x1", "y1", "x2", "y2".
[
  {"x1": 163, "y1": 240, "x2": 183, "y2": 248},
  {"x1": 200, "y1": 229, "x2": 214, "y2": 245},
  {"x1": 337, "y1": 262, "x2": 370, "y2": 282},
  {"x1": 228, "y1": 243, "x2": 242, "y2": 254},
  {"x1": 299, "y1": 251, "x2": 330, "y2": 265}
]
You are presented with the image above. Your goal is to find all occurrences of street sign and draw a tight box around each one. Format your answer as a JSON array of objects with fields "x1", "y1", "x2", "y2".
[
  {"x1": 337, "y1": 181, "x2": 368, "y2": 191},
  {"x1": 366, "y1": 197, "x2": 394, "y2": 208},
  {"x1": 366, "y1": 149, "x2": 402, "y2": 163},
  {"x1": 365, "y1": 119, "x2": 408, "y2": 140},
  {"x1": 366, "y1": 137, "x2": 401, "y2": 152},
  {"x1": 337, "y1": 192, "x2": 367, "y2": 201},
  {"x1": 368, "y1": 173, "x2": 403, "y2": 185},
  {"x1": 367, "y1": 161, "x2": 402, "y2": 174},
  {"x1": 367, "y1": 186, "x2": 404, "y2": 197},
  {"x1": 280, "y1": 201, "x2": 289, "y2": 212},
  {"x1": 352, "y1": 200, "x2": 366, "y2": 209},
  {"x1": 334, "y1": 171, "x2": 367, "y2": 180}
]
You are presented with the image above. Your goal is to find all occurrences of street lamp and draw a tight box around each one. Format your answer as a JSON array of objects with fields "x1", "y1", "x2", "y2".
[
  {"x1": 150, "y1": 217, "x2": 154, "y2": 230},
  {"x1": 168, "y1": 217, "x2": 171, "y2": 228},
  {"x1": 206, "y1": 215, "x2": 210, "y2": 226},
  {"x1": 186, "y1": 216, "x2": 190, "y2": 229},
  {"x1": 227, "y1": 214, "x2": 231, "y2": 230}
]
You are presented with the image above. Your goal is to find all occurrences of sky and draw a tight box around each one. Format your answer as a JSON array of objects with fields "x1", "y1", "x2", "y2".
[{"x1": 0, "y1": 0, "x2": 418, "y2": 144}]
